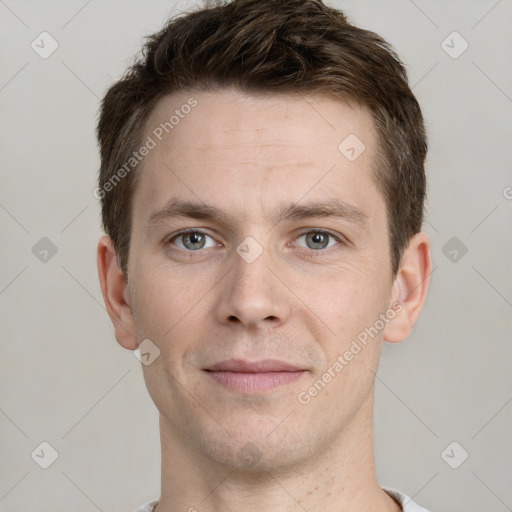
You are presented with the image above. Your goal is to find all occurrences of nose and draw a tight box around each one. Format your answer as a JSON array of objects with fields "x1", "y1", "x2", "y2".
[{"x1": 214, "y1": 242, "x2": 291, "y2": 330}]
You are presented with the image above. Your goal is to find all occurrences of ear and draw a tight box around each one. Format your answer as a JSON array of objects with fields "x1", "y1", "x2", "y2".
[
  {"x1": 97, "y1": 234, "x2": 139, "y2": 350},
  {"x1": 383, "y1": 232, "x2": 432, "y2": 343}
]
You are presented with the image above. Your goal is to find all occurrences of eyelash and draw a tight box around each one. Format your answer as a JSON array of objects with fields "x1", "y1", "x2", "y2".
[{"x1": 165, "y1": 228, "x2": 345, "y2": 258}]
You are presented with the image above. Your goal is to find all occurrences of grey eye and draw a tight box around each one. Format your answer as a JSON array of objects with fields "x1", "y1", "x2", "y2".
[
  {"x1": 296, "y1": 231, "x2": 339, "y2": 250},
  {"x1": 173, "y1": 231, "x2": 216, "y2": 251},
  {"x1": 306, "y1": 232, "x2": 329, "y2": 249}
]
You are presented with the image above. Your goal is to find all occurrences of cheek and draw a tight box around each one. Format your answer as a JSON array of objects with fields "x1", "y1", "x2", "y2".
[
  {"x1": 314, "y1": 269, "x2": 386, "y2": 338},
  {"x1": 129, "y1": 263, "x2": 187, "y2": 339},
  {"x1": 129, "y1": 258, "x2": 217, "y2": 360},
  {"x1": 306, "y1": 274, "x2": 386, "y2": 403}
]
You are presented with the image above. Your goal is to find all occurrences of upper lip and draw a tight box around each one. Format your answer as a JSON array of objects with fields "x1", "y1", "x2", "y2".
[{"x1": 206, "y1": 359, "x2": 303, "y2": 372}]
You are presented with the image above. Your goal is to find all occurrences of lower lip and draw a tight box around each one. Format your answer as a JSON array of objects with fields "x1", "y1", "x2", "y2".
[{"x1": 206, "y1": 370, "x2": 306, "y2": 393}]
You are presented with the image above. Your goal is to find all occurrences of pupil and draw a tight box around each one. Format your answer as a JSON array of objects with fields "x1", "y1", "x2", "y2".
[
  {"x1": 187, "y1": 232, "x2": 203, "y2": 248},
  {"x1": 309, "y1": 232, "x2": 327, "y2": 249}
]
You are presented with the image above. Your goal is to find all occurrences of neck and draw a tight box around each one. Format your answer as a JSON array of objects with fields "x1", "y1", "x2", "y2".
[{"x1": 155, "y1": 394, "x2": 400, "y2": 512}]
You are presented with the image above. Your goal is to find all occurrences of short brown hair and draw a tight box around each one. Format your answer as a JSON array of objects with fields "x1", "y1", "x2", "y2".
[{"x1": 96, "y1": 0, "x2": 427, "y2": 277}]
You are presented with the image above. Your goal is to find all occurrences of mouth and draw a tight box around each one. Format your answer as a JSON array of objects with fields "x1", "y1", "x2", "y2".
[{"x1": 204, "y1": 359, "x2": 307, "y2": 393}]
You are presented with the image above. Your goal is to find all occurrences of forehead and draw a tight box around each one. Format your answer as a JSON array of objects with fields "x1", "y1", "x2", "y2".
[
  {"x1": 145, "y1": 88, "x2": 375, "y2": 155},
  {"x1": 132, "y1": 88, "x2": 383, "y2": 227}
]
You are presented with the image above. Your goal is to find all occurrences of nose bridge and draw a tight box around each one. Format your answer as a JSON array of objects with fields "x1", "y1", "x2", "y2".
[{"x1": 216, "y1": 235, "x2": 289, "y2": 328}]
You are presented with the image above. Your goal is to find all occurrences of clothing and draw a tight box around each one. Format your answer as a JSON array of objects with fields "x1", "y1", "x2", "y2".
[
  {"x1": 134, "y1": 499, "x2": 158, "y2": 512},
  {"x1": 134, "y1": 488, "x2": 430, "y2": 511},
  {"x1": 385, "y1": 488, "x2": 431, "y2": 511}
]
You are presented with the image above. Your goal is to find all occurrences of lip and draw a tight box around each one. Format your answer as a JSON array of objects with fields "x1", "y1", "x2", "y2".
[
  {"x1": 204, "y1": 359, "x2": 307, "y2": 393},
  {"x1": 207, "y1": 359, "x2": 302, "y2": 372}
]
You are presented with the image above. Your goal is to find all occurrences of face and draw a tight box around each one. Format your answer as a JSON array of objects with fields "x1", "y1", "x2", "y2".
[{"x1": 125, "y1": 88, "x2": 399, "y2": 470}]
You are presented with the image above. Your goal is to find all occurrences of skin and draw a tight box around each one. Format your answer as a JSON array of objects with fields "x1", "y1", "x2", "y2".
[{"x1": 97, "y1": 88, "x2": 431, "y2": 512}]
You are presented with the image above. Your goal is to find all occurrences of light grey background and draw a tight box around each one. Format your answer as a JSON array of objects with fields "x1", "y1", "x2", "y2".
[{"x1": 1, "y1": 1, "x2": 511, "y2": 511}]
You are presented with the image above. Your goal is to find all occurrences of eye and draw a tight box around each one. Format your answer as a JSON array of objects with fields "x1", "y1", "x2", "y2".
[
  {"x1": 295, "y1": 230, "x2": 342, "y2": 251},
  {"x1": 168, "y1": 229, "x2": 218, "y2": 251}
]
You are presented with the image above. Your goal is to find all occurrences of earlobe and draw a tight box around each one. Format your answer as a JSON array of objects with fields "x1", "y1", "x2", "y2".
[
  {"x1": 97, "y1": 235, "x2": 139, "y2": 350},
  {"x1": 383, "y1": 232, "x2": 432, "y2": 343}
]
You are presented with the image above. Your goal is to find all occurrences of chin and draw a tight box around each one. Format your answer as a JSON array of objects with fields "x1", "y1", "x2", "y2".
[{"x1": 194, "y1": 423, "x2": 314, "y2": 473}]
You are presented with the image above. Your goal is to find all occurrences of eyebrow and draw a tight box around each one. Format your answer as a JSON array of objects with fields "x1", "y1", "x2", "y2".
[{"x1": 147, "y1": 197, "x2": 369, "y2": 230}]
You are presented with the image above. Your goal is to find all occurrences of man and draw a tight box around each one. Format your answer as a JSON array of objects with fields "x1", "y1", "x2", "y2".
[{"x1": 96, "y1": 0, "x2": 432, "y2": 510}]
